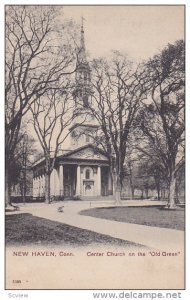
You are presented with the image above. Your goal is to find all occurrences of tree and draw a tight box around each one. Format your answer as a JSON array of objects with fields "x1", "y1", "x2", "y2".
[
  {"x1": 7, "y1": 128, "x2": 36, "y2": 202},
  {"x1": 88, "y1": 52, "x2": 146, "y2": 203},
  {"x1": 125, "y1": 158, "x2": 135, "y2": 199},
  {"x1": 131, "y1": 142, "x2": 168, "y2": 200},
  {"x1": 147, "y1": 161, "x2": 166, "y2": 200},
  {"x1": 30, "y1": 85, "x2": 75, "y2": 204},
  {"x1": 175, "y1": 164, "x2": 185, "y2": 203},
  {"x1": 18, "y1": 133, "x2": 36, "y2": 203},
  {"x1": 5, "y1": 6, "x2": 77, "y2": 206},
  {"x1": 137, "y1": 40, "x2": 185, "y2": 208}
]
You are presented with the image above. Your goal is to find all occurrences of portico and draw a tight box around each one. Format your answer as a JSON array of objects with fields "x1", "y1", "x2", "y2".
[{"x1": 33, "y1": 145, "x2": 113, "y2": 199}]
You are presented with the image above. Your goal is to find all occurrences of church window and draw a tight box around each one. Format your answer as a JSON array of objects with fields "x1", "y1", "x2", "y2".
[{"x1": 85, "y1": 169, "x2": 90, "y2": 179}]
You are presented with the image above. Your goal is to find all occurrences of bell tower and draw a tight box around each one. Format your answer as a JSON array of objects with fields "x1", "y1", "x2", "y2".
[
  {"x1": 70, "y1": 18, "x2": 98, "y2": 149},
  {"x1": 73, "y1": 17, "x2": 93, "y2": 110}
]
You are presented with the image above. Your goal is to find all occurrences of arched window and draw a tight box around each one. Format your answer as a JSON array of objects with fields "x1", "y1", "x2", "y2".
[{"x1": 85, "y1": 169, "x2": 90, "y2": 179}]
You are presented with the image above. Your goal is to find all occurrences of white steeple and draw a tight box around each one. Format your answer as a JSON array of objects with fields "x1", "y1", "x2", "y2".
[{"x1": 70, "y1": 18, "x2": 98, "y2": 149}]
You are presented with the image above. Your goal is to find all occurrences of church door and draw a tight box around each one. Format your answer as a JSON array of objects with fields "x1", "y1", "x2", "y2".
[
  {"x1": 64, "y1": 184, "x2": 71, "y2": 197},
  {"x1": 85, "y1": 184, "x2": 92, "y2": 196},
  {"x1": 84, "y1": 182, "x2": 94, "y2": 196}
]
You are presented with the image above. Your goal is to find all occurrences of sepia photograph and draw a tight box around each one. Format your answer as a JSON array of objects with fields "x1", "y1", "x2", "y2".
[{"x1": 5, "y1": 5, "x2": 185, "y2": 290}]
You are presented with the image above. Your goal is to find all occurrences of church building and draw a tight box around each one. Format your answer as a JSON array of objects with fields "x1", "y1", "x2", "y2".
[{"x1": 32, "y1": 22, "x2": 113, "y2": 200}]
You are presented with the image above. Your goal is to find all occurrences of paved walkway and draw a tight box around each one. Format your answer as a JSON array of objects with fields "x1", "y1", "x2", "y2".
[{"x1": 10, "y1": 200, "x2": 184, "y2": 251}]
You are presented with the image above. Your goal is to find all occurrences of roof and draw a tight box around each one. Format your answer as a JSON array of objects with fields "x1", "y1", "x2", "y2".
[
  {"x1": 69, "y1": 122, "x2": 99, "y2": 132},
  {"x1": 32, "y1": 144, "x2": 109, "y2": 169},
  {"x1": 58, "y1": 143, "x2": 108, "y2": 159}
]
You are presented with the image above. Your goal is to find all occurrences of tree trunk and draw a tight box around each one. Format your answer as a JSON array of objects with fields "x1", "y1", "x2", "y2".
[
  {"x1": 129, "y1": 174, "x2": 134, "y2": 200},
  {"x1": 154, "y1": 176, "x2": 161, "y2": 200},
  {"x1": 5, "y1": 169, "x2": 11, "y2": 207},
  {"x1": 175, "y1": 181, "x2": 180, "y2": 204},
  {"x1": 157, "y1": 186, "x2": 160, "y2": 200},
  {"x1": 131, "y1": 187, "x2": 135, "y2": 200},
  {"x1": 167, "y1": 171, "x2": 176, "y2": 208},
  {"x1": 115, "y1": 185, "x2": 122, "y2": 205},
  {"x1": 114, "y1": 175, "x2": 122, "y2": 205},
  {"x1": 45, "y1": 172, "x2": 51, "y2": 204},
  {"x1": 22, "y1": 170, "x2": 26, "y2": 204},
  {"x1": 162, "y1": 188, "x2": 166, "y2": 199},
  {"x1": 145, "y1": 188, "x2": 149, "y2": 199}
]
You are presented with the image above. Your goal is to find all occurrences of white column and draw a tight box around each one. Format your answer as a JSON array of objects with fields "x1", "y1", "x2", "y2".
[
  {"x1": 38, "y1": 177, "x2": 40, "y2": 197},
  {"x1": 33, "y1": 178, "x2": 36, "y2": 197},
  {"x1": 35, "y1": 177, "x2": 38, "y2": 197},
  {"x1": 43, "y1": 175, "x2": 45, "y2": 196},
  {"x1": 97, "y1": 166, "x2": 101, "y2": 196},
  {"x1": 39, "y1": 175, "x2": 41, "y2": 197},
  {"x1": 36, "y1": 177, "x2": 38, "y2": 197},
  {"x1": 76, "y1": 165, "x2": 81, "y2": 195},
  {"x1": 41, "y1": 175, "x2": 43, "y2": 197},
  {"x1": 59, "y1": 165, "x2": 64, "y2": 196},
  {"x1": 41, "y1": 175, "x2": 43, "y2": 196},
  {"x1": 37, "y1": 176, "x2": 39, "y2": 197}
]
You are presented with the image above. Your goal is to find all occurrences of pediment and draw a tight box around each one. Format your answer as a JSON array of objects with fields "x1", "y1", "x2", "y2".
[{"x1": 66, "y1": 147, "x2": 109, "y2": 161}]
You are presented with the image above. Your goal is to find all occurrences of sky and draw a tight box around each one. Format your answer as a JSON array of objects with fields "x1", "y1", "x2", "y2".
[
  {"x1": 4, "y1": 4, "x2": 185, "y2": 156},
  {"x1": 62, "y1": 5, "x2": 184, "y2": 62},
  {"x1": 22, "y1": 5, "x2": 185, "y2": 154}
]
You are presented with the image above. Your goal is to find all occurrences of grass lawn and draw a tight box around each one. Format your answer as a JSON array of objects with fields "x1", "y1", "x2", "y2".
[
  {"x1": 5, "y1": 213, "x2": 144, "y2": 247},
  {"x1": 80, "y1": 206, "x2": 185, "y2": 231}
]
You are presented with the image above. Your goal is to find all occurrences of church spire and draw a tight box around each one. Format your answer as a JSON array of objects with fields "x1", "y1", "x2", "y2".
[
  {"x1": 73, "y1": 17, "x2": 93, "y2": 109},
  {"x1": 70, "y1": 18, "x2": 97, "y2": 149},
  {"x1": 79, "y1": 16, "x2": 87, "y2": 63}
]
